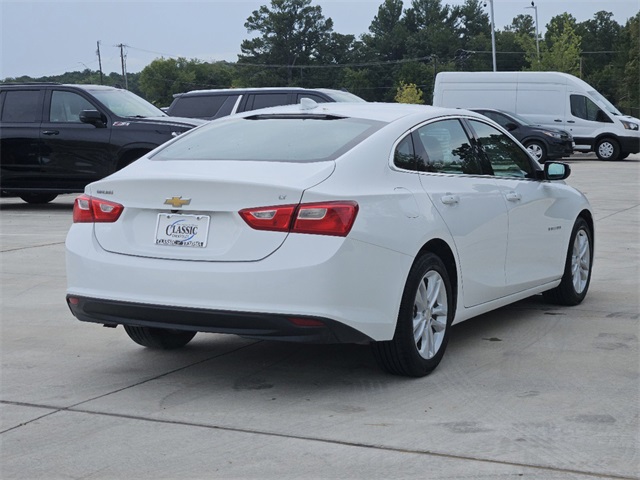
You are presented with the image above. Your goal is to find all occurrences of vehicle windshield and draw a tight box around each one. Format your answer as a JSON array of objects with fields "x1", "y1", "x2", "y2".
[
  {"x1": 321, "y1": 90, "x2": 367, "y2": 103},
  {"x1": 90, "y1": 89, "x2": 166, "y2": 118},
  {"x1": 587, "y1": 90, "x2": 622, "y2": 116},
  {"x1": 503, "y1": 111, "x2": 533, "y2": 125},
  {"x1": 152, "y1": 116, "x2": 385, "y2": 162}
]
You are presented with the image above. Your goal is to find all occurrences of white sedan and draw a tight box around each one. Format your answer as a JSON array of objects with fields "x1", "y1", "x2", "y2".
[{"x1": 66, "y1": 102, "x2": 593, "y2": 377}]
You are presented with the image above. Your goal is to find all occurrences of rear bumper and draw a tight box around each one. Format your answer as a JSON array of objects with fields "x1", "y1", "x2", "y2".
[
  {"x1": 67, "y1": 295, "x2": 372, "y2": 344},
  {"x1": 66, "y1": 224, "x2": 413, "y2": 342}
]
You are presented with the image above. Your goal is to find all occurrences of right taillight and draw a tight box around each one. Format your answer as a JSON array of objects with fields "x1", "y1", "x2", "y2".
[
  {"x1": 73, "y1": 194, "x2": 124, "y2": 223},
  {"x1": 239, "y1": 201, "x2": 358, "y2": 237}
]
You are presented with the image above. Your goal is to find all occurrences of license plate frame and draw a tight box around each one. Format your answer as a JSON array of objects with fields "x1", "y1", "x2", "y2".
[{"x1": 155, "y1": 214, "x2": 210, "y2": 248}]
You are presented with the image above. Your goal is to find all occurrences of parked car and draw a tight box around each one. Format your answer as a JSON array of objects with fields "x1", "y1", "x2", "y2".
[
  {"x1": 472, "y1": 108, "x2": 574, "y2": 162},
  {"x1": 0, "y1": 83, "x2": 205, "y2": 204},
  {"x1": 433, "y1": 71, "x2": 640, "y2": 161},
  {"x1": 66, "y1": 102, "x2": 594, "y2": 377},
  {"x1": 166, "y1": 87, "x2": 365, "y2": 120}
]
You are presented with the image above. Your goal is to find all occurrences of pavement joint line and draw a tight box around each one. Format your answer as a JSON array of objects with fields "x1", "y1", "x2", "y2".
[
  {"x1": 0, "y1": 242, "x2": 66, "y2": 253},
  {"x1": 1, "y1": 399, "x2": 636, "y2": 480},
  {"x1": 595, "y1": 203, "x2": 640, "y2": 222},
  {"x1": 0, "y1": 341, "x2": 262, "y2": 436}
]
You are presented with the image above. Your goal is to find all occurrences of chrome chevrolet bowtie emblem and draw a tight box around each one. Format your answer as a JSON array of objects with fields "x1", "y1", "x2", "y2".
[{"x1": 164, "y1": 196, "x2": 191, "y2": 208}]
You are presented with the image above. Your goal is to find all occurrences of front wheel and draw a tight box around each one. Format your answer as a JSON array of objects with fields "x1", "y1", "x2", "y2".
[
  {"x1": 124, "y1": 325, "x2": 196, "y2": 349},
  {"x1": 525, "y1": 140, "x2": 547, "y2": 163},
  {"x1": 543, "y1": 217, "x2": 593, "y2": 305},
  {"x1": 595, "y1": 138, "x2": 620, "y2": 161},
  {"x1": 372, "y1": 253, "x2": 454, "y2": 377}
]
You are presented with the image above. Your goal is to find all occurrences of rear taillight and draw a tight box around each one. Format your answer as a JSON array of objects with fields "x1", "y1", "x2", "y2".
[
  {"x1": 73, "y1": 194, "x2": 124, "y2": 223},
  {"x1": 239, "y1": 201, "x2": 358, "y2": 237}
]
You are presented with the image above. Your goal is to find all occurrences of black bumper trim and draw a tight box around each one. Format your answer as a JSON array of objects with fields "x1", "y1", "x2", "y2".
[{"x1": 66, "y1": 295, "x2": 373, "y2": 344}]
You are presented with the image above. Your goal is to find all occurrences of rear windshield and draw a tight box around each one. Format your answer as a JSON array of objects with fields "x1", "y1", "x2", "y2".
[{"x1": 152, "y1": 116, "x2": 385, "y2": 162}]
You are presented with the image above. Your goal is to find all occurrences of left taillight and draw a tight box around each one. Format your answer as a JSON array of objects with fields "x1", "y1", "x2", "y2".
[
  {"x1": 239, "y1": 201, "x2": 358, "y2": 237},
  {"x1": 73, "y1": 194, "x2": 124, "y2": 223}
]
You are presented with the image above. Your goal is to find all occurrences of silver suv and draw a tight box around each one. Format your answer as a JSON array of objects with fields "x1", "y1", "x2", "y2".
[{"x1": 166, "y1": 87, "x2": 365, "y2": 120}]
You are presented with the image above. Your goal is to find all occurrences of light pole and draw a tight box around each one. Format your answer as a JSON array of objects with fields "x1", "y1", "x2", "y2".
[
  {"x1": 525, "y1": 1, "x2": 540, "y2": 60},
  {"x1": 487, "y1": 0, "x2": 497, "y2": 71}
]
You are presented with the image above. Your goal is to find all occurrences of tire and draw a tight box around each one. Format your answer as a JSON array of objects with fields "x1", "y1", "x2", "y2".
[
  {"x1": 525, "y1": 140, "x2": 547, "y2": 163},
  {"x1": 543, "y1": 217, "x2": 593, "y2": 306},
  {"x1": 123, "y1": 325, "x2": 196, "y2": 349},
  {"x1": 19, "y1": 193, "x2": 58, "y2": 204},
  {"x1": 595, "y1": 138, "x2": 620, "y2": 161},
  {"x1": 371, "y1": 253, "x2": 454, "y2": 377}
]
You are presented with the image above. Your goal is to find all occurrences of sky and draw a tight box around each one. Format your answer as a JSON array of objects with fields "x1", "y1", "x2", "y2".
[{"x1": 1, "y1": 0, "x2": 639, "y2": 79}]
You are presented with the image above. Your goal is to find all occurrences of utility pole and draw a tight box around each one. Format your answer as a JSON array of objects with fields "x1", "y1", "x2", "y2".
[
  {"x1": 96, "y1": 41, "x2": 104, "y2": 85},
  {"x1": 487, "y1": 0, "x2": 497, "y2": 71},
  {"x1": 116, "y1": 43, "x2": 128, "y2": 90}
]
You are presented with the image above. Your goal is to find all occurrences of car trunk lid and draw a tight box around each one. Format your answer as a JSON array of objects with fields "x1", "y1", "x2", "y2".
[{"x1": 91, "y1": 159, "x2": 335, "y2": 261}]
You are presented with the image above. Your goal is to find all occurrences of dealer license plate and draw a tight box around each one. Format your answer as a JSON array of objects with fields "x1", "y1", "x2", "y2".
[{"x1": 155, "y1": 214, "x2": 210, "y2": 248}]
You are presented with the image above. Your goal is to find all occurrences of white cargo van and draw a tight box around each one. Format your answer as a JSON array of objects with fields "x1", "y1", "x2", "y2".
[{"x1": 433, "y1": 71, "x2": 640, "y2": 160}]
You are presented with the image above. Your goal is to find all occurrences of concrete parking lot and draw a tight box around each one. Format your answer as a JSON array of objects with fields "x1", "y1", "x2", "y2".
[{"x1": 1, "y1": 154, "x2": 638, "y2": 479}]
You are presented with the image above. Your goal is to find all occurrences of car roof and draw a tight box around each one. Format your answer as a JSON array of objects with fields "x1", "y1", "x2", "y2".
[
  {"x1": 173, "y1": 87, "x2": 351, "y2": 98},
  {"x1": 236, "y1": 101, "x2": 485, "y2": 124},
  {"x1": 0, "y1": 83, "x2": 120, "y2": 91}
]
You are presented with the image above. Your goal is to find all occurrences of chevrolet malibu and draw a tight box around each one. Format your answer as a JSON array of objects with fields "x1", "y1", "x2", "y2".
[{"x1": 66, "y1": 102, "x2": 594, "y2": 377}]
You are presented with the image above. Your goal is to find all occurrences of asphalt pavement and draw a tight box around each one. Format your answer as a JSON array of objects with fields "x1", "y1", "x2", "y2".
[{"x1": 1, "y1": 154, "x2": 638, "y2": 479}]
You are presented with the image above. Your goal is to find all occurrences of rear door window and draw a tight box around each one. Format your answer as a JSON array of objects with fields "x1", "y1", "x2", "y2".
[
  {"x1": 1, "y1": 90, "x2": 43, "y2": 123},
  {"x1": 170, "y1": 95, "x2": 228, "y2": 119},
  {"x1": 247, "y1": 93, "x2": 291, "y2": 110}
]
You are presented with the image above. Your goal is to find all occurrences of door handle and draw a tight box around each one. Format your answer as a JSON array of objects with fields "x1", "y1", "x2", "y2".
[
  {"x1": 567, "y1": 120, "x2": 575, "y2": 124},
  {"x1": 441, "y1": 194, "x2": 459, "y2": 205},
  {"x1": 42, "y1": 130, "x2": 59, "y2": 135},
  {"x1": 505, "y1": 192, "x2": 521, "y2": 202},
  {"x1": 554, "y1": 119, "x2": 562, "y2": 123}
]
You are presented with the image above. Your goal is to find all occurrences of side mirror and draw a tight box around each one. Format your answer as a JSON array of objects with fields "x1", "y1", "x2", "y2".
[
  {"x1": 79, "y1": 110, "x2": 107, "y2": 128},
  {"x1": 504, "y1": 122, "x2": 518, "y2": 132},
  {"x1": 544, "y1": 161, "x2": 571, "y2": 180}
]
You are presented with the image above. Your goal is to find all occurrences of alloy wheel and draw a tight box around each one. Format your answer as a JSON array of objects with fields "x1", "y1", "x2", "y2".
[
  {"x1": 413, "y1": 270, "x2": 448, "y2": 360},
  {"x1": 571, "y1": 229, "x2": 591, "y2": 294}
]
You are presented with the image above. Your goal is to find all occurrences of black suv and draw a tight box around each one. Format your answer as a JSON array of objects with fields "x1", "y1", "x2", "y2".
[
  {"x1": 0, "y1": 83, "x2": 204, "y2": 203},
  {"x1": 472, "y1": 108, "x2": 574, "y2": 163},
  {"x1": 166, "y1": 87, "x2": 365, "y2": 120}
]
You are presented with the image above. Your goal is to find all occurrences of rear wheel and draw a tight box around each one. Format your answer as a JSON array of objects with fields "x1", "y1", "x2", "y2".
[
  {"x1": 123, "y1": 325, "x2": 196, "y2": 349},
  {"x1": 543, "y1": 217, "x2": 593, "y2": 305},
  {"x1": 19, "y1": 193, "x2": 58, "y2": 204},
  {"x1": 372, "y1": 253, "x2": 453, "y2": 377},
  {"x1": 525, "y1": 140, "x2": 547, "y2": 163},
  {"x1": 595, "y1": 138, "x2": 620, "y2": 161}
]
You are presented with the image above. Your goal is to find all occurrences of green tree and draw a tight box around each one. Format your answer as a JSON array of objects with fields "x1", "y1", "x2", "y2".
[
  {"x1": 450, "y1": 0, "x2": 492, "y2": 71},
  {"x1": 139, "y1": 58, "x2": 234, "y2": 106},
  {"x1": 525, "y1": 14, "x2": 582, "y2": 75},
  {"x1": 404, "y1": 0, "x2": 458, "y2": 61},
  {"x1": 358, "y1": 0, "x2": 409, "y2": 101},
  {"x1": 362, "y1": 0, "x2": 408, "y2": 61},
  {"x1": 238, "y1": 0, "x2": 334, "y2": 86},
  {"x1": 576, "y1": 11, "x2": 622, "y2": 101},
  {"x1": 395, "y1": 81, "x2": 425, "y2": 104},
  {"x1": 617, "y1": 13, "x2": 640, "y2": 116}
]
